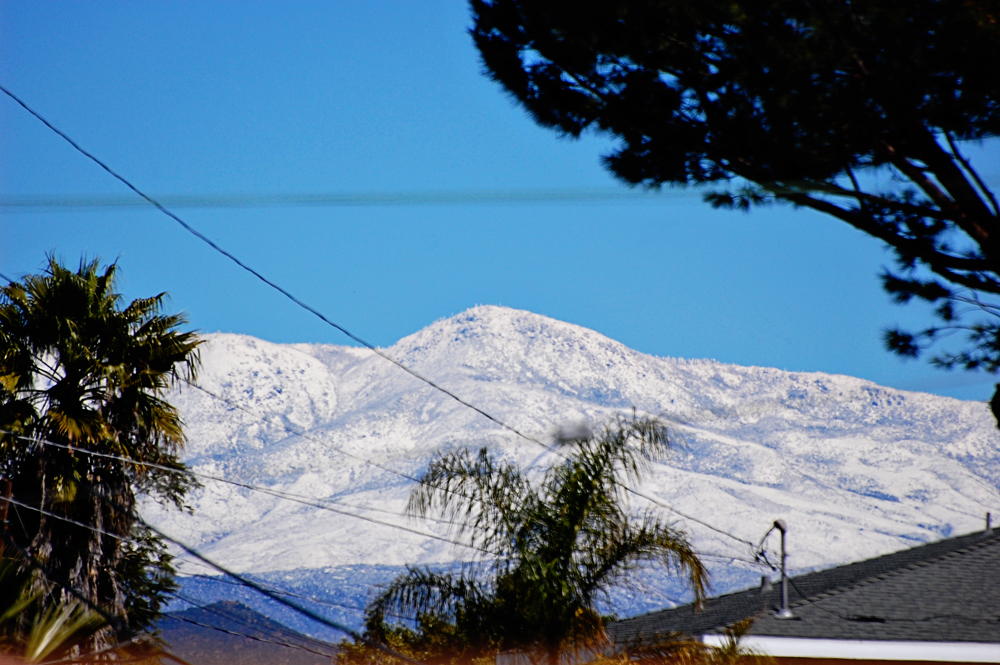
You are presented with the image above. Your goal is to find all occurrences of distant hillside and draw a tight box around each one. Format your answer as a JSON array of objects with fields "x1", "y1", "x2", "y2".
[
  {"x1": 143, "y1": 306, "x2": 1000, "y2": 632},
  {"x1": 159, "y1": 601, "x2": 337, "y2": 665}
]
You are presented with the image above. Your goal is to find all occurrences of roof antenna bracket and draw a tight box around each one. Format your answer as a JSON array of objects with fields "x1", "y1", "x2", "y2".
[{"x1": 773, "y1": 519, "x2": 794, "y2": 619}]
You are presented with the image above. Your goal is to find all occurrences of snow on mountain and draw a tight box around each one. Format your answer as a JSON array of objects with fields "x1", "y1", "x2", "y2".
[{"x1": 146, "y1": 305, "x2": 1000, "y2": 631}]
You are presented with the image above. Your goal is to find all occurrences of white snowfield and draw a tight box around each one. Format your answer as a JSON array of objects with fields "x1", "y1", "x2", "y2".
[{"x1": 144, "y1": 305, "x2": 1000, "y2": 617}]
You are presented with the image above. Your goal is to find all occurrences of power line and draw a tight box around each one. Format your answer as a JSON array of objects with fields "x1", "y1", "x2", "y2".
[
  {"x1": 8, "y1": 476, "x2": 426, "y2": 664},
  {"x1": 5, "y1": 496, "x2": 150, "y2": 549},
  {"x1": 167, "y1": 613, "x2": 336, "y2": 659},
  {"x1": 176, "y1": 565, "x2": 416, "y2": 624},
  {"x1": 0, "y1": 78, "x2": 551, "y2": 457},
  {"x1": 190, "y1": 380, "x2": 762, "y2": 559},
  {"x1": 169, "y1": 593, "x2": 338, "y2": 659},
  {"x1": 173, "y1": 590, "x2": 340, "y2": 643},
  {"x1": 37, "y1": 635, "x2": 150, "y2": 665},
  {"x1": 5, "y1": 493, "x2": 408, "y2": 630},
  {"x1": 178, "y1": 571, "x2": 374, "y2": 617},
  {"x1": 187, "y1": 382, "x2": 755, "y2": 550},
  {"x1": 3, "y1": 430, "x2": 493, "y2": 556},
  {"x1": 182, "y1": 383, "x2": 434, "y2": 492},
  {"x1": 13, "y1": 490, "x2": 758, "y2": 615},
  {"x1": 12, "y1": 491, "x2": 477, "y2": 574},
  {"x1": 0, "y1": 82, "x2": 755, "y2": 553},
  {"x1": 14, "y1": 427, "x2": 751, "y2": 566},
  {"x1": 0, "y1": 530, "x2": 194, "y2": 665},
  {"x1": 3, "y1": 495, "x2": 798, "y2": 645},
  {"x1": 0, "y1": 188, "x2": 697, "y2": 211},
  {"x1": 140, "y1": 519, "x2": 427, "y2": 665},
  {"x1": 180, "y1": 381, "x2": 502, "y2": 534},
  {"x1": 8, "y1": 436, "x2": 767, "y2": 639}
]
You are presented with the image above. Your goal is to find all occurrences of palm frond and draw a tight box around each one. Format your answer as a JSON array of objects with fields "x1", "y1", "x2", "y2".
[
  {"x1": 23, "y1": 601, "x2": 105, "y2": 663},
  {"x1": 371, "y1": 413, "x2": 706, "y2": 664},
  {"x1": 367, "y1": 566, "x2": 491, "y2": 634},
  {"x1": 407, "y1": 447, "x2": 535, "y2": 554}
]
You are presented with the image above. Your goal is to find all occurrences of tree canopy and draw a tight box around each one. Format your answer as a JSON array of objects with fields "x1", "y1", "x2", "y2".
[
  {"x1": 0, "y1": 257, "x2": 201, "y2": 652},
  {"x1": 471, "y1": 0, "x2": 1000, "y2": 371},
  {"x1": 351, "y1": 415, "x2": 707, "y2": 665}
]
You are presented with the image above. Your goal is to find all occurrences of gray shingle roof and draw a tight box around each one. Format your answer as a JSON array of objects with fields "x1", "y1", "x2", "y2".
[{"x1": 609, "y1": 528, "x2": 1000, "y2": 644}]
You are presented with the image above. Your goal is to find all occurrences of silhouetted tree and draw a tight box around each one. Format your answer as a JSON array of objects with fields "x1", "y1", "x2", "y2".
[
  {"x1": 471, "y1": 0, "x2": 1000, "y2": 372},
  {"x1": 0, "y1": 257, "x2": 201, "y2": 649}
]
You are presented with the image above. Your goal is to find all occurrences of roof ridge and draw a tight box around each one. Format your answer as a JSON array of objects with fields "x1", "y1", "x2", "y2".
[
  {"x1": 786, "y1": 528, "x2": 995, "y2": 583},
  {"x1": 787, "y1": 530, "x2": 1000, "y2": 611},
  {"x1": 609, "y1": 529, "x2": 999, "y2": 631}
]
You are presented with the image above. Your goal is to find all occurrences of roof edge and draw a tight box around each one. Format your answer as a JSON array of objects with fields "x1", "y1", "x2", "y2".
[{"x1": 701, "y1": 636, "x2": 1000, "y2": 661}]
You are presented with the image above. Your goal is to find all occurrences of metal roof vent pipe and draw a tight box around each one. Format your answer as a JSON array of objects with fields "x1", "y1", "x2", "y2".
[
  {"x1": 774, "y1": 519, "x2": 793, "y2": 619},
  {"x1": 987, "y1": 512, "x2": 993, "y2": 534},
  {"x1": 760, "y1": 576, "x2": 773, "y2": 593}
]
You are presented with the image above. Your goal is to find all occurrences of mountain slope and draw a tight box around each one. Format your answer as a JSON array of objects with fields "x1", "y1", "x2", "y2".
[
  {"x1": 158, "y1": 601, "x2": 337, "y2": 665},
  {"x1": 145, "y1": 306, "x2": 1000, "y2": 629}
]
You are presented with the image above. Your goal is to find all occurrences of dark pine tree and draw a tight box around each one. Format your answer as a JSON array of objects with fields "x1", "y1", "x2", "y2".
[{"x1": 471, "y1": 0, "x2": 1000, "y2": 373}]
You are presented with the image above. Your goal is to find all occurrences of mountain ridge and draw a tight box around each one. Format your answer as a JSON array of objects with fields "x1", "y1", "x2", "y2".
[{"x1": 148, "y1": 305, "x2": 1000, "y2": 631}]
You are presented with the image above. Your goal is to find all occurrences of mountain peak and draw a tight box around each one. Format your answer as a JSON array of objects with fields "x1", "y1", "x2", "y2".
[
  {"x1": 392, "y1": 305, "x2": 621, "y2": 351},
  {"x1": 388, "y1": 306, "x2": 656, "y2": 392},
  {"x1": 150, "y1": 307, "x2": 1000, "y2": 624}
]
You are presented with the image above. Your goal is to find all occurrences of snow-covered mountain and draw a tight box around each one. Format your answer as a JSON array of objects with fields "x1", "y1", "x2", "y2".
[{"x1": 148, "y1": 306, "x2": 1000, "y2": 636}]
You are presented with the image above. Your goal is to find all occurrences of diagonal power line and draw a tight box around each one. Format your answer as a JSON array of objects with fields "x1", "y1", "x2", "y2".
[
  {"x1": 0, "y1": 530, "x2": 195, "y2": 665},
  {"x1": 0, "y1": 498, "x2": 421, "y2": 664},
  {"x1": 1, "y1": 482, "x2": 425, "y2": 664},
  {"x1": 1, "y1": 80, "x2": 548, "y2": 454},
  {"x1": 1, "y1": 429, "x2": 493, "y2": 556},
  {"x1": 139, "y1": 519, "x2": 428, "y2": 665},
  {"x1": 0, "y1": 82, "x2": 755, "y2": 552}
]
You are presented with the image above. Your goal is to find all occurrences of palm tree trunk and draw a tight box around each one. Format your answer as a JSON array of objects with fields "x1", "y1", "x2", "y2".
[
  {"x1": 547, "y1": 644, "x2": 560, "y2": 665},
  {"x1": 28, "y1": 464, "x2": 125, "y2": 650}
]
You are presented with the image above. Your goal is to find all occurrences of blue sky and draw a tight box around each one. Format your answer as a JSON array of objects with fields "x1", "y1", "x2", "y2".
[{"x1": 2, "y1": 1, "x2": 998, "y2": 401}]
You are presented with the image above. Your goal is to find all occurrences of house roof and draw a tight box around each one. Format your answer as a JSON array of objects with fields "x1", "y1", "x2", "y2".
[{"x1": 609, "y1": 527, "x2": 1000, "y2": 645}]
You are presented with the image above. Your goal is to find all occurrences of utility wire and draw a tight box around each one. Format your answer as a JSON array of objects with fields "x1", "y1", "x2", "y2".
[
  {"x1": 8, "y1": 475, "x2": 425, "y2": 664},
  {"x1": 182, "y1": 383, "x2": 439, "y2": 494},
  {"x1": 0, "y1": 82, "x2": 755, "y2": 553},
  {"x1": 0, "y1": 530, "x2": 194, "y2": 665},
  {"x1": 10, "y1": 492, "x2": 756, "y2": 616},
  {"x1": 13, "y1": 429, "x2": 751, "y2": 565},
  {"x1": 172, "y1": 589, "x2": 334, "y2": 644},
  {"x1": 5, "y1": 496, "x2": 150, "y2": 549},
  {"x1": 184, "y1": 384, "x2": 757, "y2": 557},
  {"x1": 37, "y1": 635, "x2": 149, "y2": 665},
  {"x1": 0, "y1": 77, "x2": 550, "y2": 456},
  {"x1": 169, "y1": 613, "x2": 336, "y2": 659},
  {"x1": 169, "y1": 594, "x2": 338, "y2": 659},
  {"x1": 0, "y1": 188, "x2": 693, "y2": 211},
  {"x1": 187, "y1": 383, "x2": 755, "y2": 550},
  {"x1": 184, "y1": 380, "x2": 537, "y2": 537},
  {"x1": 179, "y1": 572, "x2": 374, "y2": 617},
  {"x1": 3, "y1": 430, "x2": 494, "y2": 556},
  {"x1": 140, "y1": 519, "x2": 428, "y2": 665},
  {"x1": 5, "y1": 495, "x2": 408, "y2": 630}
]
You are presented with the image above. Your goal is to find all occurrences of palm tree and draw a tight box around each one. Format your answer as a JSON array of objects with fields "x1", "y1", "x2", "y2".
[
  {"x1": 0, "y1": 559, "x2": 106, "y2": 663},
  {"x1": 362, "y1": 413, "x2": 709, "y2": 665},
  {"x1": 0, "y1": 256, "x2": 201, "y2": 649}
]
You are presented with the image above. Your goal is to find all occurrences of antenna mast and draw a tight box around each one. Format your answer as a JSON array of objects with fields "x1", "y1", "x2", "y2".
[{"x1": 774, "y1": 519, "x2": 793, "y2": 619}]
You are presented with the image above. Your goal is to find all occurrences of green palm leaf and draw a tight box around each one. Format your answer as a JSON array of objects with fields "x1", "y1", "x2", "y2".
[{"x1": 354, "y1": 413, "x2": 709, "y2": 665}]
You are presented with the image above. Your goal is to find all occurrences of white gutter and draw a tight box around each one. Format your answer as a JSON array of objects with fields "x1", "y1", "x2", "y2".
[{"x1": 700, "y1": 635, "x2": 1000, "y2": 662}]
